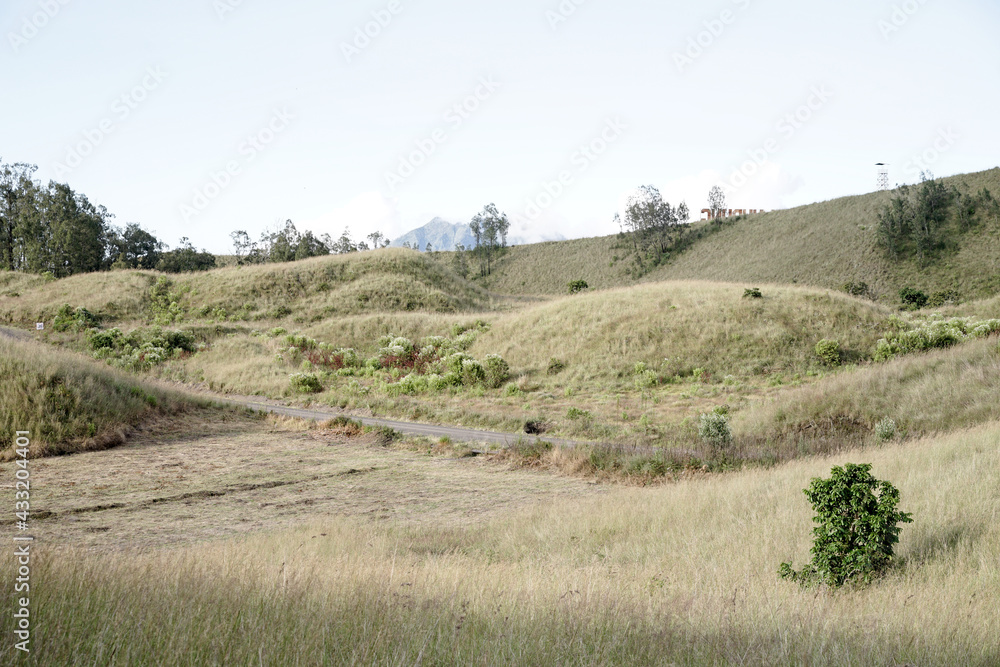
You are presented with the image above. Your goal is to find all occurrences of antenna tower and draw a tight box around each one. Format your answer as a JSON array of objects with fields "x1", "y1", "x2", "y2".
[{"x1": 876, "y1": 163, "x2": 889, "y2": 191}]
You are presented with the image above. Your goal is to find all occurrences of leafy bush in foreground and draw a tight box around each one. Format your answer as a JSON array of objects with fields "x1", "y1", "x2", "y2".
[{"x1": 780, "y1": 463, "x2": 912, "y2": 588}]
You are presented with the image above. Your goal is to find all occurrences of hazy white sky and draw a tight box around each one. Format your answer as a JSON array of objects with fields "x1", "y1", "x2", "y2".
[{"x1": 3, "y1": 0, "x2": 998, "y2": 252}]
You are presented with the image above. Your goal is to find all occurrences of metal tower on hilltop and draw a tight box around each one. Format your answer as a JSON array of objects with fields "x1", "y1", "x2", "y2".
[{"x1": 876, "y1": 163, "x2": 889, "y2": 191}]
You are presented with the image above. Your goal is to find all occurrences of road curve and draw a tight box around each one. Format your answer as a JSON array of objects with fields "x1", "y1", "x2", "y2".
[
  {"x1": 212, "y1": 396, "x2": 589, "y2": 451},
  {"x1": 0, "y1": 325, "x2": 588, "y2": 451}
]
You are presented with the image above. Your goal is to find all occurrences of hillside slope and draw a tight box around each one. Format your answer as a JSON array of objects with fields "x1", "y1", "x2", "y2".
[
  {"x1": 648, "y1": 168, "x2": 1000, "y2": 300},
  {"x1": 476, "y1": 167, "x2": 1000, "y2": 300},
  {"x1": 0, "y1": 334, "x2": 197, "y2": 459}
]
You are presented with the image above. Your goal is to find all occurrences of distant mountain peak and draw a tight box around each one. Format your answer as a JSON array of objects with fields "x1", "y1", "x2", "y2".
[{"x1": 390, "y1": 219, "x2": 476, "y2": 251}]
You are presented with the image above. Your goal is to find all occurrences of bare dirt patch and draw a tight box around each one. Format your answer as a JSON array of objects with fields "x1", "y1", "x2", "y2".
[{"x1": 2, "y1": 410, "x2": 601, "y2": 551}]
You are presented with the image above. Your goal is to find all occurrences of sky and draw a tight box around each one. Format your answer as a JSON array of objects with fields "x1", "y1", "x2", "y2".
[{"x1": 2, "y1": 0, "x2": 998, "y2": 253}]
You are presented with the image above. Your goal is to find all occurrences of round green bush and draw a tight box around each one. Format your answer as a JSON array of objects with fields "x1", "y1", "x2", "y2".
[
  {"x1": 482, "y1": 354, "x2": 510, "y2": 389},
  {"x1": 814, "y1": 339, "x2": 841, "y2": 366},
  {"x1": 779, "y1": 463, "x2": 912, "y2": 587},
  {"x1": 698, "y1": 412, "x2": 732, "y2": 449},
  {"x1": 289, "y1": 372, "x2": 323, "y2": 393}
]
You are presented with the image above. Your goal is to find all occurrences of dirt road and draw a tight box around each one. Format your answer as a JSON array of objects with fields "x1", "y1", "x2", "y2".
[{"x1": 211, "y1": 395, "x2": 584, "y2": 450}]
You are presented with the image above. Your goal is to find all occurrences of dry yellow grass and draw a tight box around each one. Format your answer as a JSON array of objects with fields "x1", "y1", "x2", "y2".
[{"x1": 4, "y1": 419, "x2": 997, "y2": 664}]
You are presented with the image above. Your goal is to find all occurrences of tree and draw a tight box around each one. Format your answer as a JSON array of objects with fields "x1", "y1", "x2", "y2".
[
  {"x1": 0, "y1": 160, "x2": 38, "y2": 271},
  {"x1": 106, "y1": 223, "x2": 163, "y2": 269},
  {"x1": 614, "y1": 185, "x2": 689, "y2": 268},
  {"x1": 469, "y1": 203, "x2": 510, "y2": 276},
  {"x1": 707, "y1": 185, "x2": 726, "y2": 222},
  {"x1": 779, "y1": 463, "x2": 912, "y2": 588},
  {"x1": 294, "y1": 230, "x2": 330, "y2": 260},
  {"x1": 332, "y1": 227, "x2": 358, "y2": 254},
  {"x1": 157, "y1": 237, "x2": 216, "y2": 273},
  {"x1": 367, "y1": 231, "x2": 390, "y2": 249},
  {"x1": 230, "y1": 230, "x2": 254, "y2": 265},
  {"x1": 41, "y1": 183, "x2": 108, "y2": 277},
  {"x1": 452, "y1": 243, "x2": 469, "y2": 278}
]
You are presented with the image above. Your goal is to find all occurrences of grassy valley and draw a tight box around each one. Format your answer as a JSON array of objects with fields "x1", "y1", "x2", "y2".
[{"x1": 2, "y1": 167, "x2": 1000, "y2": 664}]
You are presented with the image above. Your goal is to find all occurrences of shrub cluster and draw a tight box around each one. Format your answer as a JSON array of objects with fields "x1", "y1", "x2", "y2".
[
  {"x1": 279, "y1": 321, "x2": 510, "y2": 396},
  {"x1": 289, "y1": 372, "x2": 323, "y2": 393},
  {"x1": 841, "y1": 281, "x2": 871, "y2": 298},
  {"x1": 53, "y1": 304, "x2": 100, "y2": 332},
  {"x1": 743, "y1": 287, "x2": 763, "y2": 299},
  {"x1": 898, "y1": 286, "x2": 928, "y2": 310},
  {"x1": 873, "y1": 315, "x2": 1000, "y2": 361},
  {"x1": 89, "y1": 327, "x2": 197, "y2": 372}
]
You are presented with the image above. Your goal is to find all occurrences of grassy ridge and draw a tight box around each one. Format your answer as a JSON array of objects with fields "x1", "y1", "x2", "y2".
[
  {"x1": 179, "y1": 249, "x2": 494, "y2": 319},
  {"x1": 0, "y1": 248, "x2": 495, "y2": 327},
  {"x1": 4, "y1": 421, "x2": 997, "y2": 664},
  {"x1": 0, "y1": 335, "x2": 196, "y2": 459}
]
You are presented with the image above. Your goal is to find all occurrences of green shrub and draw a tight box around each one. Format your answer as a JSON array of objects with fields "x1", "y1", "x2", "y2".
[
  {"x1": 841, "y1": 281, "x2": 870, "y2": 298},
  {"x1": 634, "y1": 369, "x2": 658, "y2": 390},
  {"x1": 898, "y1": 287, "x2": 928, "y2": 309},
  {"x1": 873, "y1": 316, "x2": 1000, "y2": 361},
  {"x1": 460, "y1": 359, "x2": 486, "y2": 387},
  {"x1": 367, "y1": 424, "x2": 400, "y2": 446},
  {"x1": 814, "y1": 339, "x2": 841, "y2": 366},
  {"x1": 289, "y1": 372, "x2": 323, "y2": 393},
  {"x1": 482, "y1": 354, "x2": 510, "y2": 388},
  {"x1": 567, "y1": 279, "x2": 589, "y2": 294},
  {"x1": 874, "y1": 418, "x2": 897, "y2": 442},
  {"x1": 779, "y1": 463, "x2": 912, "y2": 587},
  {"x1": 89, "y1": 328, "x2": 124, "y2": 350},
  {"x1": 148, "y1": 277, "x2": 185, "y2": 324},
  {"x1": 269, "y1": 327, "x2": 287, "y2": 337},
  {"x1": 547, "y1": 358, "x2": 566, "y2": 375},
  {"x1": 743, "y1": 287, "x2": 763, "y2": 299},
  {"x1": 698, "y1": 412, "x2": 732, "y2": 449},
  {"x1": 926, "y1": 289, "x2": 961, "y2": 308},
  {"x1": 503, "y1": 382, "x2": 522, "y2": 397},
  {"x1": 53, "y1": 304, "x2": 99, "y2": 332},
  {"x1": 566, "y1": 407, "x2": 591, "y2": 420}
]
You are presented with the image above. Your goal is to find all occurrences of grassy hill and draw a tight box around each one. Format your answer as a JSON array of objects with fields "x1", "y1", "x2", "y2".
[
  {"x1": 470, "y1": 281, "x2": 895, "y2": 381},
  {"x1": 0, "y1": 248, "x2": 495, "y2": 327},
  {"x1": 477, "y1": 167, "x2": 1000, "y2": 301},
  {"x1": 0, "y1": 334, "x2": 199, "y2": 459}
]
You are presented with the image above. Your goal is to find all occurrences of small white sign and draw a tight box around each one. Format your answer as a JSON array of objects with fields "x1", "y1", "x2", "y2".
[{"x1": 35, "y1": 322, "x2": 44, "y2": 330}]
